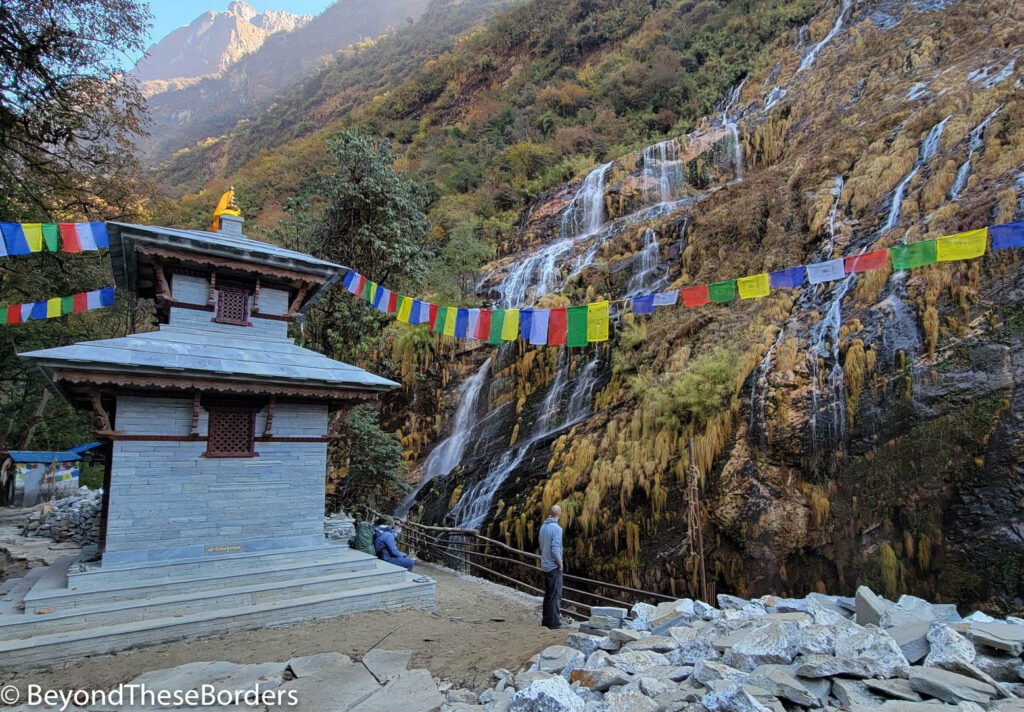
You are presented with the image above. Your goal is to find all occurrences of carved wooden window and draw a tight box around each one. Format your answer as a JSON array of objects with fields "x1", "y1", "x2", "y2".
[
  {"x1": 213, "y1": 287, "x2": 251, "y2": 326},
  {"x1": 206, "y1": 407, "x2": 256, "y2": 458}
]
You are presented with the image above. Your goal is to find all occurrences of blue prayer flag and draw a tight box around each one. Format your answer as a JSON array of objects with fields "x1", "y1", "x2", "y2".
[
  {"x1": 99, "y1": 286, "x2": 115, "y2": 306},
  {"x1": 89, "y1": 222, "x2": 109, "y2": 248},
  {"x1": 991, "y1": 220, "x2": 1024, "y2": 251},
  {"x1": 770, "y1": 266, "x2": 806, "y2": 289},
  {"x1": 342, "y1": 270, "x2": 357, "y2": 290},
  {"x1": 519, "y1": 309, "x2": 533, "y2": 340},
  {"x1": 1, "y1": 223, "x2": 30, "y2": 255},
  {"x1": 31, "y1": 301, "x2": 48, "y2": 320},
  {"x1": 632, "y1": 295, "x2": 655, "y2": 314},
  {"x1": 454, "y1": 308, "x2": 469, "y2": 338},
  {"x1": 409, "y1": 299, "x2": 425, "y2": 325}
]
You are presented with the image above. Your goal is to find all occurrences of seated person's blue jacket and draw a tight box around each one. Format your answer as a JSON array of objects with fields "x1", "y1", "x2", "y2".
[{"x1": 372, "y1": 526, "x2": 415, "y2": 571}]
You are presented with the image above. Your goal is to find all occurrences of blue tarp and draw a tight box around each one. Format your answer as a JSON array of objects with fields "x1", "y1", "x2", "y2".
[{"x1": 5, "y1": 442, "x2": 100, "y2": 463}]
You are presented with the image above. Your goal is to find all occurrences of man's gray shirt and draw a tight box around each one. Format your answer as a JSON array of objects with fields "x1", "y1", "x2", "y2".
[{"x1": 539, "y1": 517, "x2": 563, "y2": 572}]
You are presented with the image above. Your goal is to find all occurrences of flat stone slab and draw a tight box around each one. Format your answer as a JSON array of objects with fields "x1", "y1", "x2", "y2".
[
  {"x1": 569, "y1": 666, "x2": 629, "y2": 691},
  {"x1": 908, "y1": 665, "x2": 997, "y2": 704},
  {"x1": 831, "y1": 678, "x2": 888, "y2": 707},
  {"x1": 885, "y1": 622, "x2": 931, "y2": 664},
  {"x1": 287, "y1": 652, "x2": 353, "y2": 679},
  {"x1": 968, "y1": 623, "x2": 1024, "y2": 655},
  {"x1": 361, "y1": 649, "x2": 412, "y2": 683},
  {"x1": 349, "y1": 669, "x2": 444, "y2": 712},
  {"x1": 855, "y1": 585, "x2": 887, "y2": 627},
  {"x1": 863, "y1": 678, "x2": 923, "y2": 701},
  {"x1": 268, "y1": 661, "x2": 379, "y2": 712}
]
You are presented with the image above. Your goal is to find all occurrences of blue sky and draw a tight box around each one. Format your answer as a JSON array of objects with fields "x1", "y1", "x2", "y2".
[{"x1": 145, "y1": 0, "x2": 335, "y2": 48}]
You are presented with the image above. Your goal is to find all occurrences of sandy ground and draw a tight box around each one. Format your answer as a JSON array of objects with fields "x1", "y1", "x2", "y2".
[{"x1": 2, "y1": 563, "x2": 569, "y2": 693}]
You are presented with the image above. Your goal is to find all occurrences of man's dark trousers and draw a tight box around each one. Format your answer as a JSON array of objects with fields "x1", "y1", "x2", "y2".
[{"x1": 542, "y1": 568, "x2": 562, "y2": 628}]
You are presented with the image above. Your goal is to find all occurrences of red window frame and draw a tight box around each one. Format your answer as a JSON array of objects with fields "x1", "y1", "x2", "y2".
[{"x1": 205, "y1": 407, "x2": 257, "y2": 458}]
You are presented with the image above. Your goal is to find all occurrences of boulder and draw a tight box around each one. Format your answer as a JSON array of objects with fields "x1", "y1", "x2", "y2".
[
  {"x1": 602, "y1": 689, "x2": 658, "y2": 712},
  {"x1": 834, "y1": 626, "x2": 911, "y2": 678},
  {"x1": 964, "y1": 611, "x2": 998, "y2": 624},
  {"x1": 630, "y1": 602, "x2": 657, "y2": 630},
  {"x1": 667, "y1": 626, "x2": 724, "y2": 663},
  {"x1": 569, "y1": 667, "x2": 629, "y2": 692},
  {"x1": 797, "y1": 623, "x2": 852, "y2": 656},
  {"x1": 907, "y1": 666, "x2": 997, "y2": 704},
  {"x1": 640, "y1": 665, "x2": 692, "y2": 683},
  {"x1": 694, "y1": 600, "x2": 722, "y2": 621},
  {"x1": 621, "y1": 636, "x2": 679, "y2": 654},
  {"x1": 830, "y1": 679, "x2": 888, "y2": 707},
  {"x1": 863, "y1": 678, "x2": 923, "y2": 701},
  {"x1": 807, "y1": 598, "x2": 851, "y2": 626},
  {"x1": 608, "y1": 628, "x2": 646, "y2": 644},
  {"x1": 650, "y1": 599, "x2": 697, "y2": 635},
  {"x1": 973, "y1": 652, "x2": 1024, "y2": 682},
  {"x1": 509, "y1": 677, "x2": 585, "y2": 712},
  {"x1": 566, "y1": 633, "x2": 617, "y2": 655},
  {"x1": 794, "y1": 653, "x2": 873, "y2": 679},
  {"x1": 653, "y1": 689, "x2": 703, "y2": 712},
  {"x1": 639, "y1": 676, "x2": 673, "y2": 698},
  {"x1": 702, "y1": 684, "x2": 774, "y2": 712},
  {"x1": 855, "y1": 586, "x2": 888, "y2": 627},
  {"x1": 582, "y1": 651, "x2": 614, "y2": 670},
  {"x1": 607, "y1": 650, "x2": 671, "y2": 675},
  {"x1": 538, "y1": 646, "x2": 585, "y2": 677},
  {"x1": 923, "y1": 623, "x2": 976, "y2": 670},
  {"x1": 884, "y1": 622, "x2": 931, "y2": 664},
  {"x1": 746, "y1": 664, "x2": 830, "y2": 707},
  {"x1": 723, "y1": 622, "x2": 802, "y2": 671},
  {"x1": 692, "y1": 659, "x2": 750, "y2": 685},
  {"x1": 516, "y1": 671, "x2": 558, "y2": 689},
  {"x1": 966, "y1": 623, "x2": 1024, "y2": 656}
]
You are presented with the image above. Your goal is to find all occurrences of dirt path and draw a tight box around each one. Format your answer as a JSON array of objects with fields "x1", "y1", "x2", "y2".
[{"x1": 3, "y1": 563, "x2": 568, "y2": 693}]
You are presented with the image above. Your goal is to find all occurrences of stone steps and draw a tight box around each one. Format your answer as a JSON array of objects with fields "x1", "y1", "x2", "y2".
[
  {"x1": 0, "y1": 573, "x2": 436, "y2": 672},
  {"x1": 2, "y1": 563, "x2": 411, "y2": 638},
  {"x1": 24, "y1": 551, "x2": 378, "y2": 612},
  {"x1": 68, "y1": 542, "x2": 364, "y2": 591}
]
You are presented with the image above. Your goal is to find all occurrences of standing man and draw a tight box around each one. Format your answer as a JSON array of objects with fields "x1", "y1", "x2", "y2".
[{"x1": 539, "y1": 504, "x2": 564, "y2": 629}]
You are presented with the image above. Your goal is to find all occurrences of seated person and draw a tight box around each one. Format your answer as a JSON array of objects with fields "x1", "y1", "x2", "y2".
[{"x1": 373, "y1": 516, "x2": 415, "y2": 571}]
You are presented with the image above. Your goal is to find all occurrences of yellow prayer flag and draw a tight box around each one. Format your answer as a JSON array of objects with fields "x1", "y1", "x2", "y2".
[
  {"x1": 587, "y1": 301, "x2": 609, "y2": 342},
  {"x1": 500, "y1": 308, "x2": 520, "y2": 341},
  {"x1": 397, "y1": 296, "x2": 413, "y2": 323},
  {"x1": 443, "y1": 306, "x2": 458, "y2": 336},
  {"x1": 737, "y1": 273, "x2": 770, "y2": 299},
  {"x1": 367, "y1": 283, "x2": 378, "y2": 305},
  {"x1": 936, "y1": 228, "x2": 988, "y2": 262},
  {"x1": 23, "y1": 223, "x2": 43, "y2": 252},
  {"x1": 46, "y1": 297, "x2": 62, "y2": 318}
]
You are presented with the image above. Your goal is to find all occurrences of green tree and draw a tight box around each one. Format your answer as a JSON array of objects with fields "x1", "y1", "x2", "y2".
[
  {"x1": 641, "y1": 347, "x2": 741, "y2": 433},
  {"x1": 280, "y1": 131, "x2": 432, "y2": 363},
  {"x1": 331, "y1": 404, "x2": 410, "y2": 511}
]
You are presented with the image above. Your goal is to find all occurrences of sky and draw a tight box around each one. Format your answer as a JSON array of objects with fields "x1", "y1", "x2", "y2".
[{"x1": 144, "y1": 0, "x2": 335, "y2": 48}]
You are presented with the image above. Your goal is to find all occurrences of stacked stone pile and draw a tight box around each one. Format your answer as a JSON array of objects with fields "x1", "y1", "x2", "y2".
[
  {"x1": 20, "y1": 488, "x2": 101, "y2": 546},
  {"x1": 438, "y1": 587, "x2": 1024, "y2": 712},
  {"x1": 324, "y1": 511, "x2": 356, "y2": 542}
]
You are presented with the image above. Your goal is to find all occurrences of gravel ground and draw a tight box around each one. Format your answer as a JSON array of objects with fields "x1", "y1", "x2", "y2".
[{"x1": 2, "y1": 562, "x2": 568, "y2": 693}]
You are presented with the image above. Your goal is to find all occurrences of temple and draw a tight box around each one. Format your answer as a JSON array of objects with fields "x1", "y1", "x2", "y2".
[{"x1": 2, "y1": 216, "x2": 434, "y2": 668}]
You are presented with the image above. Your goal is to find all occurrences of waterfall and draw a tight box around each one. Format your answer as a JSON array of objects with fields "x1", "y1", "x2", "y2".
[
  {"x1": 718, "y1": 81, "x2": 746, "y2": 182},
  {"x1": 560, "y1": 162, "x2": 613, "y2": 240},
  {"x1": 763, "y1": 86, "x2": 787, "y2": 112},
  {"x1": 537, "y1": 351, "x2": 571, "y2": 432},
  {"x1": 394, "y1": 360, "x2": 491, "y2": 517},
  {"x1": 950, "y1": 107, "x2": 1002, "y2": 201},
  {"x1": 880, "y1": 117, "x2": 949, "y2": 233},
  {"x1": 642, "y1": 139, "x2": 684, "y2": 205},
  {"x1": 749, "y1": 329, "x2": 786, "y2": 449},
  {"x1": 626, "y1": 229, "x2": 663, "y2": 297},
  {"x1": 827, "y1": 175, "x2": 844, "y2": 251},
  {"x1": 798, "y1": 0, "x2": 854, "y2": 72}
]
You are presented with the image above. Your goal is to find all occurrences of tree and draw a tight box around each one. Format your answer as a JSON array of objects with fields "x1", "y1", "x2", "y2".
[
  {"x1": 279, "y1": 130, "x2": 432, "y2": 363},
  {"x1": 330, "y1": 404, "x2": 410, "y2": 511},
  {"x1": 0, "y1": 0, "x2": 150, "y2": 219}
]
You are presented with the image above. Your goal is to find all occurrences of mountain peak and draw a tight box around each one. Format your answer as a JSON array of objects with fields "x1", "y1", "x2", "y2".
[{"x1": 133, "y1": 3, "x2": 311, "y2": 87}]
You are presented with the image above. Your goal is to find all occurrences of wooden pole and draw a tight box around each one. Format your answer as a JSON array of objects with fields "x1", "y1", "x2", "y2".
[{"x1": 687, "y1": 437, "x2": 709, "y2": 603}]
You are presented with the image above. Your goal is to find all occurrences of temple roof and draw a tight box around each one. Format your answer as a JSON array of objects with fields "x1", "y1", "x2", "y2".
[{"x1": 20, "y1": 324, "x2": 398, "y2": 397}]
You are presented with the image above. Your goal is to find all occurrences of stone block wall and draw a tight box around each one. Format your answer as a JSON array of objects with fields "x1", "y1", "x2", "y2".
[
  {"x1": 169, "y1": 273, "x2": 289, "y2": 339},
  {"x1": 104, "y1": 395, "x2": 329, "y2": 564}
]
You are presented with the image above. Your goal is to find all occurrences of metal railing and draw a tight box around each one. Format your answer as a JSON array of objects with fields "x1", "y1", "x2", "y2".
[{"x1": 360, "y1": 506, "x2": 678, "y2": 620}]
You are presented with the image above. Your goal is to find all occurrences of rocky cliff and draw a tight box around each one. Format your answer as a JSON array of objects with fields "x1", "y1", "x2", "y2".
[{"x1": 405, "y1": 0, "x2": 1024, "y2": 615}]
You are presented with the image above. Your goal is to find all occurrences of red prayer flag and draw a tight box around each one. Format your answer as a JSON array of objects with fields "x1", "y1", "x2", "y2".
[
  {"x1": 844, "y1": 250, "x2": 889, "y2": 273},
  {"x1": 73, "y1": 292, "x2": 89, "y2": 313},
  {"x1": 428, "y1": 303, "x2": 439, "y2": 330},
  {"x1": 681, "y1": 285, "x2": 710, "y2": 307},
  {"x1": 59, "y1": 222, "x2": 82, "y2": 253},
  {"x1": 6, "y1": 304, "x2": 21, "y2": 324},
  {"x1": 474, "y1": 309, "x2": 492, "y2": 340},
  {"x1": 386, "y1": 291, "x2": 398, "y2": 313},
  {"x1": 548, "y1": 307, "x2": 568, "y2": 345}
]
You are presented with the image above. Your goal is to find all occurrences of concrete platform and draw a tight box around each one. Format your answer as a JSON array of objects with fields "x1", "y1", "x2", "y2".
[{"x1": 0, "y1": 542, "x2": 435, "y2": 672}]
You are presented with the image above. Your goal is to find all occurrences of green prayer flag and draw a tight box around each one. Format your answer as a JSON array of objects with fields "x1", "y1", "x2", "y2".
[
  {"x1": 61, "y1": 296, "x2": 74, "y2": 315},
  {"x1": 0, "y1": 307, "x2": 6, "y2": 325},
  {"x1": 709, "y1": 280, "x2": 736, "y2": 303},
  {"x1": 567, "y1": 305, "x2": 588, "y2": 347},
  {"x1": 361, "y1": 280, "x2": 373, "y2": 302},
  {"x1": 488, "y1": 309, "x2": 505, "y2": 346},
  {"x1": 433, "y1": 305, "x2": 448, "y2": 334},
  {"x1": 890, "y1": 240, "x2": 937, "y2": 271},
  {"x1": 41, "y1": 223, "x2": 60, "y2": 251}
]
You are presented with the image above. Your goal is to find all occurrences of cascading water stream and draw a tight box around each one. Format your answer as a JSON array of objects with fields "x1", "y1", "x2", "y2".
[
  {"x1": 718, "y1": 81, "x2": 746, "y2": 182},
  {"x1": 950, "y1": 107, "x2": 1002, "y2": 201},
  {"x1": 881, "y1": 117, "x2": 949, "y2": 233},
  {"x1": 642, "y1": 139, "x2": 684, "y2": 205},
  {"x1": 395, "y1": 359, "x2": 491, "y2": 517},
  {"x1": 626, "y1": 228, "x2": 665, "y2": 297},
  {"x1": 560, "y1": 162, "x2": 613, "y2": 239},
  {"x1": 798, "y1": 0, "x2": 854, "y2": 72}
]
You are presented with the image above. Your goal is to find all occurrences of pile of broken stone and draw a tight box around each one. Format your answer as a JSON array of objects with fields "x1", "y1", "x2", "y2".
[
  {"x1": 20, "y1": 488, "x2": 101, "y2": 546},
  {"x1": 445, "y1": 587, "x2": 1024, "y2": 712}
]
